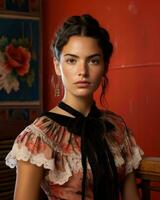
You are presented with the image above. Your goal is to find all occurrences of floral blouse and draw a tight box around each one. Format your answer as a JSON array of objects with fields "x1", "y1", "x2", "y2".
[{"x1": 5, "y1": 110, "x2": 143, "y2": 200}]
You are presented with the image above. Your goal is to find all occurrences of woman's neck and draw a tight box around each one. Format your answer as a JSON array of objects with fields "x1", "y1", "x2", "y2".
[{"x1": 61, "y1": 96, "x2": 94, "y2": 116}]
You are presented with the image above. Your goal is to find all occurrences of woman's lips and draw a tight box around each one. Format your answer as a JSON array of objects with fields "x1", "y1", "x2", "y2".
[{"x1": 74, "y1": 81, "x2": 91, "y2": 88}]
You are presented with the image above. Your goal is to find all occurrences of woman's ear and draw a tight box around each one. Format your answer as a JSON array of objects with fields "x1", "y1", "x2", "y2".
[{"x1": 53, "y1": 57, "x2": 61, "y2": 76}]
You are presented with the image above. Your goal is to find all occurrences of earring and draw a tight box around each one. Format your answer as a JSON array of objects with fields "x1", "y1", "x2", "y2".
[
  {"x1": 51, "y1": 75, "x2": 63, "y2": 97},
  {"x1": 55, "y1": 77, "x2": 61, "y2": 97}
]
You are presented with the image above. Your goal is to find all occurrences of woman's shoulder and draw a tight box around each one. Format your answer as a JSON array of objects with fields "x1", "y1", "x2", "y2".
[
  {"x1": 32, "y1": 114, "x2": 60, "y2": 133},
  {"x1": 101, "y1": 109, "x2": 124, "y2": 120},
  {"x1": 5, "y1": 113, "x2": 80, "y2": 171},
  {"x1": 101, "y1": 109, "x2": 144, "y2": 176},
  {"x1": 17, "y1": 114, "x2": 62, "y2": 142},
  {"x1": 31, "y1": 105, "x2": 69, "y2": 135},
  {"x1": 101, "y1": 109, "x2": 127, "y2": 133}
]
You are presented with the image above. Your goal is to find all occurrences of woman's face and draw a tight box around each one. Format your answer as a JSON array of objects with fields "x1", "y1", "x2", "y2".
[{"x1": 54, "y1": 36, "x2": 105, "y2": 100}]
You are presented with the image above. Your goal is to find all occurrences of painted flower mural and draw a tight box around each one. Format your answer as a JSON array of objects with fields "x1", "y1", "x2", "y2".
[{"x1": 0, "y1": 36, "x2": 34, "y2": 94}]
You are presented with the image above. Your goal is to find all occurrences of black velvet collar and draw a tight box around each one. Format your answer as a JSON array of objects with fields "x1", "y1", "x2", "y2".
[{"x1": 44, "y1": 101, "x2": 114, "y2": 135}]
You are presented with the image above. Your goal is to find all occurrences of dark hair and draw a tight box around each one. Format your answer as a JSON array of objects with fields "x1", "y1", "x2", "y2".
[{"x1": 52, "y1": 14, "x2": 113, "y2": 104}]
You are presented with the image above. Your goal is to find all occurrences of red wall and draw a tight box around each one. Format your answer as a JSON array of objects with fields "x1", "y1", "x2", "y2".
[{"x1": 42, "y1": 1, "x2": 160, "y2": 198}]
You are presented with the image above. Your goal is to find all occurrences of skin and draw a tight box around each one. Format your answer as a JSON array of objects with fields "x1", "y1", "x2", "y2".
[
  {"x1": 14, "y1": 36, "x2": 140, "y2": 200},
  {"x1": 54, "y1": 36, "x2": 105, "y2": 115},
  {"x1": 14, "y1": 161, "x2": 43, "y2": 200}
]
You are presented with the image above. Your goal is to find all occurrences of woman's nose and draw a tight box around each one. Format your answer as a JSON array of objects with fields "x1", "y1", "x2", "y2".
[{"x1": 78, "y1": 61, "x2": 89, "y2": 77}]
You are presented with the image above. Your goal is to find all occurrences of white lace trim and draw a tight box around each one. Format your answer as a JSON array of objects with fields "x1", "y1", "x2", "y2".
[
  {"x1": 22, "y1": 124, "x2": 53, "y2": 148},
  {"x1": 5, "y1": 143, "x2": 84, "y2": 185},
  {"x1": 48, "y1": 155, "x2": 91, "y2": 185},
  {"x1": 5, "y1": 143, "x2": 54, "y2": 169},
  {"x1": 48, "y1": 156, "x2": 73, "y2": 185},
  {"x1": 24, "y1": 124, "x2": 81, "y2": 157},
  {"x1": 125, "y1": 147, "x2": 144, "y2": 175},
  {"x1": 113, "y1": 145, "x2": 144, "y2": 175},
  {"x1": 114, "y1": 155, "x2": 125, "y2": 167}
]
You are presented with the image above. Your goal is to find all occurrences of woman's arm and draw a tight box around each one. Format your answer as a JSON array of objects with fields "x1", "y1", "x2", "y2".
[
  {"x1": 121, "y1": 172, "x2": 140, "y2": 200},
  {"x1": 14, "y1": 160, "x2": 44, "y2": 200}
]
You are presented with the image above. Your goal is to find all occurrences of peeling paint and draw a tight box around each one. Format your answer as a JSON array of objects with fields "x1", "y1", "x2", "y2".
[
  {"x1": 114, "y1": 41, "x2": 118, "y2": 51},
  {"x1": 128, "y1": 2, "x2": 138, "y2": 15},
  {"x1": 145, "y1": 96, "x2": 150, "y2": 105},
  {"x1": 129, "y1": 99, "x2": 134, "y2": 115},
  {"x1": 111, "y1": 63, "x2": 160, "y2": 70},
  {"x1": 105, "y1": 6, "x2": 111, "y2": 11}
]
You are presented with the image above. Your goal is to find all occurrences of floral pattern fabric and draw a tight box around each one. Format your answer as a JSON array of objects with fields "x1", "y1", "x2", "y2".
[
  {"x1": 5, "y1": 110, "x2": 144, "y2": 200},
  {"x1": 0, "y1": 36, "x2": 35, "y2": 94}
]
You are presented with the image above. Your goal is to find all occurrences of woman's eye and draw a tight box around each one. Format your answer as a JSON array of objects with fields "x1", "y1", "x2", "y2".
[
  {"x1": 89, "y1": 59, "x2": 100, "y2": 65},
  {"x1": 66, "y1": 58, "x2": 76, "y2": 64}
]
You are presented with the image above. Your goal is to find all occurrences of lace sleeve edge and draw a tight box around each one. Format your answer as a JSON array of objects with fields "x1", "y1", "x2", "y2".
[
  {"x1": 125, "y1": 147, "x2": 144, "y2": 175},
  {"x1": 5, "y1": 144, "x2": 54, "y2": 170}
]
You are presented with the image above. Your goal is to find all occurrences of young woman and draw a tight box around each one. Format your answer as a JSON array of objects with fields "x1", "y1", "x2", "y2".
[{"x1": 6, "y1": 14, "x2": 143, "y2": 200}]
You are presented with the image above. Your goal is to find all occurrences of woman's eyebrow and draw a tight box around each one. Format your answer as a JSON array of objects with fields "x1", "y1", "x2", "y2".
[
  {"x1": 87, "y1": 54, "x2": 101, "y2": 59},
  {"x1": 64, "y1": 53, "x2": 102, "y2": 58},
  {"x1": 64, "y1": 54, "x2": 79, "y2": 58}
]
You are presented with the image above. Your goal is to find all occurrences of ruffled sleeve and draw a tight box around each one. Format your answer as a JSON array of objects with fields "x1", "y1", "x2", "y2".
[
  {"x1": 5, "y1": 116, "x2": 82, "y2": 185},
  {"x1": 120, "y1": 127, "x2": 144, "y2": 175},
  {"x1": 103, "y1": 111, "x2": 144, "y2": 177},
  {"x1": 5, "y1": 117, "x2": 55, "y2": 170}
]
